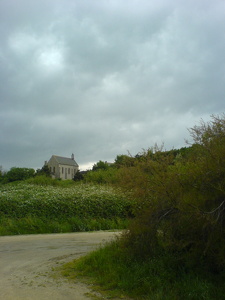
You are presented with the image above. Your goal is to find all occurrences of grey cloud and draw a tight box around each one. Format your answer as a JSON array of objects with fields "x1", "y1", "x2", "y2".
[{"x1": 0, "y1": 0, "x2": 224, "y2": 170}]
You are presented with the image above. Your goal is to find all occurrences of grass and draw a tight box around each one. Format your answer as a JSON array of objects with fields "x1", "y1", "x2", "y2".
[
  {"x1": 0, "y1": 179, "x2": 134, "y2": 235},
  {"x1": 62, "y1": 237, "x2": 225, "y2": 300},
  {"x1": 0, "y1": 216, "x2": 129, "y2": 235}
]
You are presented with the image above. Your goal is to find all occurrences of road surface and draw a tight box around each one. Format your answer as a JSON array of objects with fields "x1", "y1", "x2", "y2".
[{"x1": 0, "y1": 231, "x2": 120, "y2": 300}]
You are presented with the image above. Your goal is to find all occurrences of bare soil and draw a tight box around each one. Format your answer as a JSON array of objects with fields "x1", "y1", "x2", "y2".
[{"x1": 0, "y1": 231, "x2": 120, "y2": 300}]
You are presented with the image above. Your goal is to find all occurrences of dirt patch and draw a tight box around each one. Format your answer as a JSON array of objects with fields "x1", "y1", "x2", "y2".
[{"x1": 0, "y1": 231, "x2": 120, "y2": 300}]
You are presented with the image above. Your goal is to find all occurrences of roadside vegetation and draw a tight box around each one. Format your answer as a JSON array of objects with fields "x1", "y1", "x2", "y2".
[
  {"x1": 62, "y1": 114, "x2": 225, "y2": 299},
  {"x1": 1, "y1": 114, "x2": 225, "y2": 299},
  {"x1": 0, "y1": 179, "x2": 134, "y2": 235}
]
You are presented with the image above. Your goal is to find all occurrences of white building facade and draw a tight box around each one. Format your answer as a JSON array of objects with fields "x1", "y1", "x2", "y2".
[{"x1": 46, "y1": 154, "x2": 79, "y2": 180}]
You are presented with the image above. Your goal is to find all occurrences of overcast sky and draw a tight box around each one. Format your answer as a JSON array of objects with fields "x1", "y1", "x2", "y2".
[{"x1": 0, "y1": 0, "x2": 224, "y2": 171}]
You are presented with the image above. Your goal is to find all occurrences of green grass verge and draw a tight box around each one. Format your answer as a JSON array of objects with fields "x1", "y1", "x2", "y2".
[
  {"x1": 62, "y1": 238, "x2": 225, "y2": 300},
  {"x1": 0, "y1": 216, "x2": 129, "y2": 236}
]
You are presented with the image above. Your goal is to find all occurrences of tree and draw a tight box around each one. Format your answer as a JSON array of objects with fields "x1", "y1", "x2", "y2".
[
  {"x1": 5, "y1": 167, "x2": 35, "y2": 182},
  {"x1": 92, "y1": 160, "x2": 109, "y2": 171},
  {"x1": 114, "y1": 154, "x2": 135, "y2": 168},
  {"x1": 35, "y1": 165, "x2": 51, "y2": 177},
  {"x1": 0, "y1": 166, "x2": 3, "y2": 182},
  {"x1": 73, "y1": 170, "x2": 84, "y2": 181}
]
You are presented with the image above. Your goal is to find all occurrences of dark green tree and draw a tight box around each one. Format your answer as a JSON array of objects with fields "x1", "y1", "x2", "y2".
[
  {"x1": 5, "y1": 167, "x2": 35, "y2": 182},
  {"x1": 0, "y1": 166, "x2": 3, "y2": 182},
  {"x1": 35, "y1": 165, "x2": 51, "y2": 177},
  {"x1": 73, "y1": 170, "x2": 84, "y2": 181},
  {"x1": 92, "y1": 160, "x2": 109, "y2": 171}
]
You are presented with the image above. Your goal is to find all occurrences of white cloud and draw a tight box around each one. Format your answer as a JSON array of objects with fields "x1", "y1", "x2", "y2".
[{"x1": 37, "y1": 47, "x2": 64, "y2": 72}]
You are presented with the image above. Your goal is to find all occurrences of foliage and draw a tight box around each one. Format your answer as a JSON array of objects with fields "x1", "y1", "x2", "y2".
[
  {"x1": 84, "y1": 168, "x2": 119, "y2": 184},
  {"x1": 4, "y1": 167, "x2": 35, "y2": 183},
  {"x1": 84, "y1": 160, "x2": 119, "y2": 184},
  {"x1": 92, "y1": 160, "x2": 110, "y2": 171},
  {"x1": 61, "y1": 115, "x2": 225, "y2": 300},
  {"x1": 114, "y1": 154, "x2": 135, "y2": 168},
  {"x1": 0, "y1": 181, "x2": 135, "y2": 235},
  {"x1": 117, "y1": 114, "x2": 225, "y2": 272},
  {"x1": 35, "y1": 165, "x2": 51, "y2": 177},
  {"x1": 0, "y1": 182, "x2": 134, "y2": 219},
  {"x1": 73, "y1": 170, "x2": 84, "y2": 181},
  {"x1": 25, "y1": 175, "x2": 61, "y2": 186},
  {"x1": 62, "y1": 238, "x2": 225, "y2": 300},
  {"x1": 0, "y1": 166, "x2": 3, "y2": 182},
  {"x1": 26, "y1": 175, "x2": 82, "y2": 187},
  {"x1": 0, "y1": 216, "x2": 128, "y2": 235},
  {"x1": 60, "y1": 114, "x2": 225, "y2": 300},
  {"x1": 83, "y1": 149, "x2": 192, "y2": 186}
]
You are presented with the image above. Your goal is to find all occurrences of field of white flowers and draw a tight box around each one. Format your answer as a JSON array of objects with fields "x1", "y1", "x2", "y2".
[
  {"x1": 0, "y1": 181, "x2": 135, "y2": 235},
  {"x1": 0, "y1": 182, "x2": 134, "y2": 218}
]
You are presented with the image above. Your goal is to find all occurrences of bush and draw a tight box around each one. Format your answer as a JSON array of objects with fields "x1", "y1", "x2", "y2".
[
  {"x1": 84, "y1": 168, "x2": 119, "y2": 184},
  {"x1": 92, "y1": 160, "x2": 110, "y2": 171},
  {"x1": 118, "y1": 114, "x2": 225, "y2": 272},
  {"x1": 73, "y1": 170, "x2": 84, "y2": 181},
  {"x1": 35, "y1": 165, "x2": 51, "y2": 177},
  {"x1": 5, "y1": 167, "x2": 35, "y2": 183}
]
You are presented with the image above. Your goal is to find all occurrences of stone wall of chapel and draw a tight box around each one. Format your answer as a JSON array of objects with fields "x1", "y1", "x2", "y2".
[
  {"x1": 47, "y1": 157, "x2": 60, "y2": 179},
  {"x1": 58, "y1": 164, "x2": 78, "y2": 180}
]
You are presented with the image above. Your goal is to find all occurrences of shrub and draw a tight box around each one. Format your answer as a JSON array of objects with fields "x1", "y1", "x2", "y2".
[
  {"x1": 118, "y1": 114, "x2": 225, "y2": 272},
  {"x1": 73, "y1": 170, "x2": 84, "y2": 181},
  {"x1": 84, "y1": 168, "x2": 119, "y2": 184},
  {"x1": 5, "y1": 167, "x2": 35, "y2": 183},
  {"x1": 92, "y1": 160, "x2": 110, "y2": 171},
  {"x1": 25, "y1": 175, "x2": 60, "y2": 186},
  {"x1": 35, "y1": 165, "x2": 51, "y2": 177}
]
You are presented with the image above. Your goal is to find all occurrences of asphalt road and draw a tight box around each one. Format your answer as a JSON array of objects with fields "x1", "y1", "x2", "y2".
[{"x1": 0, "y1": 231, "x2": 120, "y2": 300}]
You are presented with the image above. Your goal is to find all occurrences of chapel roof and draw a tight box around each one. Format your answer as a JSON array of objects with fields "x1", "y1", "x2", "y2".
[{"x1": 52, "y1": 155, "x2": 79, "y2": 167}]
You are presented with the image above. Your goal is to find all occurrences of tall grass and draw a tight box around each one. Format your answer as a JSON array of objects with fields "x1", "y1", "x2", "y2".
[
  {"x1": 0, "y1": 216, "x2": 128, "y2": 235},
  {"x1": 62, "y1": 237, "x2": 225, "y2": 300}
]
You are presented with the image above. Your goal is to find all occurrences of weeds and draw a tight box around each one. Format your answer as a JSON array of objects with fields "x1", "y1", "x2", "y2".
[
  {"x1": 0, "y1": 181, "x2": 134, "y2": 235},
  {"x1": 62, "y1": 238, "x2": 225, "y2": 300},
  {"x1": 62, "y1": 115, "x2": 225, "y2": 299},
  {"x1": 0, "y1": 216, "x2": 128, "y2": 235}
]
